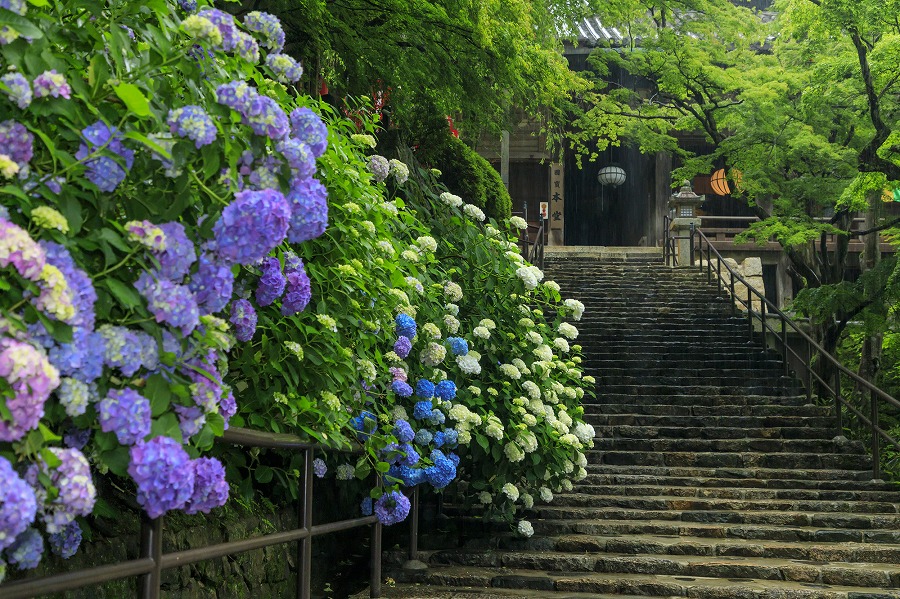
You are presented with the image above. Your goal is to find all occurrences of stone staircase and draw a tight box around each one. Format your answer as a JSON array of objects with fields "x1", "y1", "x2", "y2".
[{"x1": 371, "y1": 251, "x2": 900, "y2": 599}]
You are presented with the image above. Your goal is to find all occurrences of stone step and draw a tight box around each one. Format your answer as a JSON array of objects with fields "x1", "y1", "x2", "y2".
[
  {"x1": 588, "y1": 403, "x2": 829, "y2": 416},
  {"x1": 583, "y1": 350, "x2": 780, "y2": 361},
  {"x1": 594, "y1": 377, "x2": 800, "y2": 389},
  {"x1": 524, "y1": 517, "x2": 900, "y2": 545},
  {"x1": 593, "y1": 367, "x2": 786, "y2": 379},
  {"x1": 353, "y1": 583, "x2": 641, "y2": 599},
  {"x1": 591, "y1": 438, "x2": 865, "y2": 455},
  {"x1": 571, "y1": 483, "x2": 900, "y2": 503},
  {"x1": 526, "y1": 505, "x2": 900, "y2": 530},
  {"x1": 583, "y1": 472, "x2": 897, "y2": 492},
  {"x1": 593, "y1": 424, "x2": 836, "y2": 440},
  {"x1": 589, "y1": 450, "x2": 870, "y2": 471},
  {"x1": 591, "y1": 384, "x2": 802, "y2": 396},
  {"x1": 590, "y1": 392, "x2": 809, "y2": 404},
  {"x1": 394, "y1": 565, "x2": 900, "y2": 598},
  {"x1": 585, "y1": 464, "x2": 877, "y2": 483},
  {"x1": 548, "y1": 492, "x2": 897, "y2": 515},
  {"x1": 582, "y1": 343, "x2": 773, "y2": 355},
  {"x1": 586, "y1": 414, "x2": 833, "y2": 428}
]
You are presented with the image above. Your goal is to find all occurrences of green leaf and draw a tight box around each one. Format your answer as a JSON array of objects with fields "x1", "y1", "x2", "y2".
[
  {"x1": 39, "y1": 423, "x2": 61, "y2": 442},
  {"x1": 125, "y1": 131, "x2": 172, "y2": 159},
  {"x1": 206, "y1": 412, "x2": 225, "y2": 436},
  {"x1": 40, "y1": 447, "x2": 61, "y2": 468},
  {"x1": 27, "y1": 0, "x2": 49, "y2": 6},
  {"x1": 145, "y1": 374, "x2": 173, "y2": 416},
  {"x1": 101, "y1": 447, "x2": 131, "y2": 477},
  {"x1": 151, "y1": 413, "x2": 182, "y2": 443},
  {"x1": 114, "y1": 83, "x2": 151, "y2": 117},
  {"x1": 102, "y1": 278, "x2": 142, "y2": 310},
  {"x1": 0, "y1": 9, "x2": 44, "y2": 39},
  {"x1": 374, "y1": 460, "x2": 390, "y2": 473},
  {"x1": 255, "y1": 465, "x2": 274, "y2": 483}
]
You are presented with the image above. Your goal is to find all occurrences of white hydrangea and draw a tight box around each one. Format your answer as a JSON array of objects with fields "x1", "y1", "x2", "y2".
[
  {"x1": 499, "y1": 363, "x2": 521, "y2": 379},
  {"x1": 479, "y1": 318, "x2": 496, "y2": 330},
  {"x1": 521, "y1": 493, "x2": 534, "y2": 509},
  {"x1": 583, "y1": 375, "x2": 596, "y2": 385},
  {"x1": 356, "y1": 358, "x2": 377, "y2": 382},
  {"x1": 444, "y1": 281, "x2": 463, "y2": 302},
  {"x1": 359, "y1": 220, "x2": 376, "y2": 235},
  {"x1": 467, "y1": 385, "x2": 481, "y2": 396},
  {"x1": 562, "y1": 387, "x2": 577, "y2": 400},
  {"x1": 422, "y1": 322, "x2": 441, "y2": 339},
  {"x1": 533, "y1": 344, "x2": 554, "y2": 361},
  {"x1": 508, "y1": 216, "x2": 527, "y2": 229},
  {"x1": 501, "y1": 483, "x2": 520, "y2": 502},
  {"x1": 542, "y1": 280, "x2": 560, "y2": 292},
  {"x1": 576, "y1": 451, "x2": 587, "y2": 468},
  {"x1": 445, "y1": 303, "x2": 459, "y2": 316},
  {"x1": 478, "y1": 491, "x2": 493, "y2": 504},
  {"x1": 504, "y1": 442, "x2": 525, "y2": 462},
  {"x1": 523, "y1": 413, "x2": 537, "y2": 426},
  {"x1": 516, "y1": 266, "x2": 540, "y2": 290},
  {"x1": 522, "y1": 380, "x2": 541, "y2": 401},
  {"x1": 517, "y1": 431, "x2": 538, "y2": 453},
  {"x1": 444, "y1": 314, "x2": 461, "y2": 334},
  {"x1": 573, "y1": 422, "x2": 596, "y2": 444},
  {"x1": 506, "y1": 250, "x2": 525, "y2": 264},
  {"x1": 389, "y1": 158, "x2": 409, "y2": 183},
  {"x1": 416, "y1": 235, "x2": 438, "y2": 253},
  {"x1": 457, "y1": 352, "x2": 482, "y2": 375},
  {"x1": 485, "y1": 224, "x2": 501, "y2": 237},
  {"x1": 463, "y1": 203, "x2": 486, "y2": 221},
  {"x1": 457, "y1": 429, "x2": 472, "y2": 444},
  {"x1": 401, "y1": 249, "x2": 419, "y2": 262},
  {"x1": 381, "y1": 201, "x2": 399, "y2": 216},
  {"x1": 539, "y1": 487, "x2": 553, "y2": 503},
  {"x1": 551, "y1": 419, "x2": 569, "y2": 435},
  {"x1": 321, "y1": 391, "x2": 341, "y2": 410},
  {"x1": 449, "y1": 404, "x2": 481, "y2": 425},
  {"x1": 528, "y1": 398, "x2": 545, "y2": 415},
  {"x1": 574, "y1": 467, "x2": 587, "y2": 481},
  {"x1": 485, "y1": 415, "x2": 504, "y2": 440},
  {"x1": 405, "y1": 276, "x2": 424, "y2": 294},
  {"x1": 473, "y1": 326, "x2": 491, "y2": 340},
  {"x1": 511, "y1": 358, "x2": 528, "y2": 373},
  {"x1": 336, "y1": 464, "x2": 355, "y2": 480},
  {"x1": 440, "y1": 192, "x2": 463, "y2": 207},
  {"x1": 487, "y1": 387, "x2": 498, "y2": 396},
  {"x1": 564, "y1": 298, "x2": 585, "y2": 321},
  {"x1": 561, "y1": 479, "x2": 573, "y2": 492},
  {"x1": 558, "y1": 322, "x2": 579, "y2": 340},
  {"x1": 525, "y1": 331, "x2": 543, "y2": 345},
  {"x1": 517, "y1": 520, "x2": 534, "y2": 537},
  {"x1": 554, "y1": 337, "x2": 570, "y2": 353},
  {"x1": 519, "y1": 304, "x2": 532, "y2": 316},
  {"x1": 376, "y1": 240, "x2": 395, "y2": 256},
  {"x1": 421, "y1": 342, "x2": 447, "y2": 366},
  {"x1": 559, "y1": 433, "x2": 581, "y2": 448}
]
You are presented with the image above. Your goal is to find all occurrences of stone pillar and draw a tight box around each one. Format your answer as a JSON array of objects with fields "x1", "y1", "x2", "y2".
[
  {"x1": 549, "y1": 161, "x2": 564, "y2": 246},
  {"x1": 668, "y1": 181, "x2": 704, "y2": 265}
]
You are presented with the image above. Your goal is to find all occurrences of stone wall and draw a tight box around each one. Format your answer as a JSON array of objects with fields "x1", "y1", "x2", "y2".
[{"x1": 701, "y1": 256, "x2": 767, "y2": 312}]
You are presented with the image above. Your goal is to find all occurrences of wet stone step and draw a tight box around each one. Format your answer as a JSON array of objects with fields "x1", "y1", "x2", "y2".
[
  {"x1": 591, "y1": 450, "x2": 871, "y2": 471},
  {"x1": 593, "y1": 424, "x2": 837, "y2": 439},
  {"x1": 586, "y1": 415, "x2": 834, "y2": 428},
  {"x1": 592, "y1": 385, "x2": 802, "y2": 396},
  {"x1": 591, "y1": 438, "x2": 865, "y2": 455},
  {"x1": 584, "y1": 464, "x2": 877, "y2": 483},
  {"x1": 582, "y1": 473, "x2": 898, "y2": 493},
  {"x1": 569, "y1": 483, "x2": 900, "y2": 504},
  {"x1": 588, "y1": 404, "x2": 830, "y2": 416}
]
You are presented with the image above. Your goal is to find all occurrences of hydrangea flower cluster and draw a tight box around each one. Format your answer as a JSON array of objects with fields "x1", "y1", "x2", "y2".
[
  {"x1": 243, "y1": 11, "x2": 285, "y2": 52},
  {"x1": 168, "y1": 105, "x2": 217, "y2": 148},
  {"x1": 75, "y1": 121, "x2": 134, "y2": 192},
  {"x1": 265, "y1": 53, "x2": 303, "y2": 83},
  {"x1": 32, "y1": 70, "x2": 71, "y2": 100}
]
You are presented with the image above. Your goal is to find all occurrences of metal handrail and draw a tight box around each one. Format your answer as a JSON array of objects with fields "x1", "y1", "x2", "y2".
[
  {"x1": 688, "y1": 226, "x2": 900, "y2": 479},
  {"x1": 0, "y1": 427, "x2": 402, "y2": 599},
  {"x1": 521, "y1": 222, "x2": 545, "y2": 269}
]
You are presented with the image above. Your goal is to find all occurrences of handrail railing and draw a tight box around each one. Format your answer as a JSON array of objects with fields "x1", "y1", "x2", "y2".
[
  {"x1": 662, "y1": 215, "x2": 679, "y2": 265},
  {"x1": 0, "y1": 427, "x2": 406, "y2": 599},
  {"x1": 522, "y1": 221, "x2": 546, "y2": 269},
  {"x1": 688, "y1": 226, "x2": 900, "y2": 480}
]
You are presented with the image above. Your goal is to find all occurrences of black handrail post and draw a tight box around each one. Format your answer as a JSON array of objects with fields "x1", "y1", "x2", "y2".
[
  {"x1": 747, "y1": 285, "x2": 753, "y2": 341},
  {"x1": 370, "y1": 521, "x2": 383, "y2": 598},
  {"x1": 298, "y1": 448, "x2": 314, "y2": 599},
  {"x1": 716, "y1": 257, "x2": 722, "y2": 292},
  {"x1": 781, "y1": 316, "x2": 789, "y2": 377},
  {"x1": 760, "y1": 298, "x2": 767, "y2": 350},
  {"x1": 729, "y1": 272, "x2": 736, "y2": 316},
  {"x1": 706, "y1": 244, "x2": 712, "y2": 283},
  {"x1": 689, "y1": 223, "x2": 695, "y2": 266},
  {"x1": 834, "y1": 369, "x2": 843, "y2": 437},
  {"x1": 871, "y1": 389, "x2": 881, "y2": 480},
  {"x1": 805, "y1": 340, "x2": 813, "y2": 403},
  {"x1": 138, "y1": 516, "x2": 162, "y2": 599}
]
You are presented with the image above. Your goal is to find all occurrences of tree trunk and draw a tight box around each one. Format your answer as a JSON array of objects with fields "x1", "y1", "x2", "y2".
[{"x1": 858, "y1": 191, "x2": 883, "y2": 389}]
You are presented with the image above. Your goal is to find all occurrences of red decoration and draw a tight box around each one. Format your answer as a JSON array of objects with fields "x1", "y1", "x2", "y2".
[{"x1": 446, "y1": 116, "x2": 459, "y2": 138}]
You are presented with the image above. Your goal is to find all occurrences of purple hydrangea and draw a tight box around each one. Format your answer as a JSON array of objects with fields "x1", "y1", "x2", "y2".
[
  {"x1": 175, "y1": 404, "x2": 206, "y2": 440},
  {"x1": 255, "y1": 256, "x2": 286, "y2": 306},
  {"x1": 230, "y1": 299, "x2": 257, "y2": 342},
  {"x1": 415, "y1": 380, "x2": 435, "y2": 399},
  {"x1": 434, "y1": 380, "x2": 457, "y2": 401},
  {"x1": 98, "y1": 324, "x2": 145, "y2": 377},
  {"x1": 265, "y1": 53, "x2": 303, "y2": 83},
  {"x1": 389, "y1": 366, "x2": 407, "y2": 382},
  {"x1": 281, "y1": 259, "x2": 311, "y2": 316},
  {"x1": 235, "y1": 31, "x2": 260, "y2": 63},
  {"x1": 413, "y1": 400, "x2": 433, "y2": 420},
  {"x1": 183, "y1": 458, "x2": 229, "y2": 515},
  {"x1": 48, "y1": 329, "x2": 104, "y2": 383},
  {"x1": 0, "y1": 456, "x2": 38, "y2": 553},
  {"x1": 189, "y1": 253, "x2": 234, "y2": 315},
  {"x1": 288, "y1": 107, "x2": 328, "y2": 157},
  {"x1": 75, "y1": 121, "x2": 134, "y2": 192},
  {"x1": 447, "y1": 337, "x2": 468, "y2": 356},
  {"x1": 40, "y1": 448, "x2": 96, "y2": 533},
  {"x1": 425, "y1": 449, "x2": 456, "y2": 489},
  {"x1": 391, "y1": 380, "x2": 413, "y2": 397},
  {"x1": 63, "y1": 427, "x2": 91, "y2": 450},
  {"x1": 0, "y1": 338, "x2": 60, "y2": 442},
  {"x1": 210, "y1": 189, "x2": 291, "y2": 266},
  {"x1": 215, "y1": 80, "x2": 258, "y2": 116},
  {"x1": 179, "y1": 0, "x2": 197, "y2": 11},
  {"x1": 41, "y1": 242, "x2": 97, "y2": 329},
  {"x1": 99, "y1": 388, "x2": 151, "y2": 446},
  {"x1": 368, "y1": 155, "x2": 389, "y2": 182},
  {"x1": 32, "y1": 70, "x2": 71, "y2": 100},
  {"x1": 286, "y1": 177, "x2": 328, "y2": 243},
  {"x1": 393, "y1": 336, "x2": 412, "y2": 359},
  {"x1": 246, "y1": 95, "x2": 289, "y2": 139},
  {"x1": 0, "y1": 120, "x2": 34, "y2": 167},
  {"x1": 167, "y1": 105, "x2": 217, "y2": 148},
  {"x1": 374, "y1": 490, "x2": 410, "y2": 526},
  {"x1": 220, "y1": 389, "x2": 237, "y2": 427},
  {"x1": 155, "y1": 222, "x2": 196, "y2": 281},
  {"x1": 243, "y1": 11, "x2": 285, "y2": 52},
  {"x1": 135, "y1": 272, "x2": 200, "y2": 336},
  {"x1": 395, "y1": 314, "x2": 416, "y2": 339},
  {"x1": 277, "y1": 138, "x2": 316, "y2": 180},
  {"x1": 135, "y1": 331, "x2": 159, "y2": 372},
  {"x1": 393, "y1": 419, "x2": 414, "y2": 443},
  {"x1": 128, "y1": 436, "x2": 195, "y2": 519},
  {"x1": 283, "y1": 250, "x2": 303, "y2": 273},
  {"x1": 1, "y1": 72, "x2": 31, "y2": 109},
  {"x1": 6, "y1": 528, "x2": 42, "y2": 570},
  {"x1": 48, "y1": 521, "x2": 82, "y2": 559},
  {"x1": 360, "y1": 497, "x2": 373, "y2": 516},
  {"x1": 313, "y1": 458, "x2": 327, "y2": 478},
  {"x1": 248, "y1": 156, "x2": 281, "y2": 190},
  {"x1": 197, "y1": 8, "x2": 238, "y2": 51}
]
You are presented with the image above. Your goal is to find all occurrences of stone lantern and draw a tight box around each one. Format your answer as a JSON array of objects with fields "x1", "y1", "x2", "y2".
[{"x1": 668, "y1": 181, "x2": 705, "y2": 264}]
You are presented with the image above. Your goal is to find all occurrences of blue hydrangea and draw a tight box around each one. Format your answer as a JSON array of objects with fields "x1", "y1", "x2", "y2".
[
  {"x1": 190, "y1": 253, "x2": 234, "y2": 315},
  {"x1": 229, "y1": 299, "x2": 257, "y2": 342},
  {"x1": 281, "y1": 259, "x2": 311, "y2": 316},
  {"x1": 393, "y1": 336, "x2": 412, "y2": 359},
  {"x1": 48, "y1": 329, "x2": 104, "y2": 383},
  {"x1": 211, "y1": 189, "x2": 291, "y2": 266},
  {"x1": 183, "y1": 457, "x2": 229, "y2": 515},
  {"x1": 415, "y1": 380, "x2": 435, "y2": 399},
  {"x1": 135, "y1": 331, "x2": 159, "y2": 372},
  {"x1": 447, "y1": 337, "x2": 468, "y2": 356},
  {"x1": 243, "y1": 11, "x2": 285, "y2": 51},
  {"x1": 98, "y1": 324, "x2": 144, "y2": 376},
  {"x1": 288, "y1": 107, "x2": 328, "y2": 157},
  {"x1": 99, "y1": 388, "x2": 151, "y2": 446},
  {"x1": 246, "y1": 96, "x2": 290, "y2": 139},
  {"x1": 197, "y1": 8, "x2": 238, "y2": 51},
  {"x1": 392, "y1": 419, "x2": 414, "y2": 443},
  {"x1": 350, "y1": 410, "x2": 378, "y2": 442},
  {"x1": 63, "y1": 427, "x2": 91, "y2": 450},
  {"x1": 360, "y1": 497, "x2": 373, "y2": 516},
  {"x1": 374, "y1": 490, "x2": 410, "y2": 526},
  {"x1": 215, "y1": 80, "x2": 258, "y2": 115},
  {"x1": 277, "y1": 138, "x2": 316, "y2": 180},
  {"x1": 428, "y1": 409, "x2": 446, "y2": 426},
  {"x1": 167, "y1": 105, "x2": 217, "y2": 148},
  {"x1": 398, "y1": 466, "x2": 426, "y2": 487},
  {"x1": 399, "y1": 443, "x2": 419, "y2": 467},
  {"x1": 395, "y1": 314, "x2": 416, "y2": 339},
  {"x1": 391, "y1": 380, "x2": 413, "y2": 397},
  {"x1": 433, "y1": 431, "x2": 445, "y2": 448},
  {"x1": 235, "y1": 31, "x2": 260, "y2": 62},
  {"x1": 443, "y1": 429, "x2": 459, "y2": 447},
  {"x1": 75, "y1": 121, "x2": 134, "y2": 192},
  {"x1": 1, "y1": 72, "x2": 31, "y2": 109},
  {"x1": 313, "y1": 458, "x2": 327, "y2": 478},
  {"x1": 41, "y1": 241, "x2": 97, "y2": 329},
  {"x1": 155, "y1": 222, "x2": 197, "y2": 281},
  {"x1": 255, "y1": 257, "x2": 285, "y2": 307},
  {"x1": 413, "y1": 400, "x2": 433, "y2": 420},
  {"x1": 265, "y1": 53, "x2": 303, "y2": 83},
  {"x1": 448, "y1": 453, "x2": 460, "y2": 467},
  {"x1": 0, "y1": 456, "x2": 37, "y2": 554},
  {"x1": 425, "y1": 449, "x2": 456, "y2": 490},
  {"x1": 6, "y1": 528, "x2": 43, "y2": 570},
  {"x1": 0, "y1": 120, "x2": 34, "y2": 167},
  {"x1": 286, "y1": 177, "x2": 328, "y2": 243},
  {"x1": 48, "y1": 521, "x2": 82, "y2": 559},
  {"x1": 128, "y1": 437, "x2": 195, "y2": 519},
  {"x1": 434, "y1": 380, "x2": 457, "y2": 401},
  {"x1": 135, "y1": 272, "x2": 200, "y2": 336},
  {"x1": 179, "y1": 0, "x2": 197, "y2": 11},
  {"x1": 413, "y1": 429, "x2": 432, "y2": 445}
]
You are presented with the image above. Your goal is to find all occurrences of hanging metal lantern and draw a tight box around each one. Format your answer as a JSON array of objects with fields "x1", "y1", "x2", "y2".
[{"x1": 597, "y1": 165, "x2": 626, "y2": 187}]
